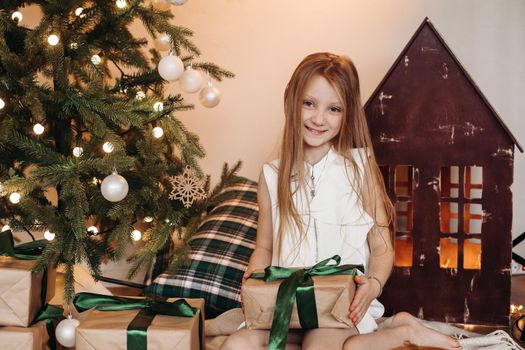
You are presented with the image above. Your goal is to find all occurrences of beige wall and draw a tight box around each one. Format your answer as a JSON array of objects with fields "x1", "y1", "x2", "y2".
[
  {"x1": 168, "y1": 0, "x2": 525, "y2": 244},
  {"x1": 20, "y1": 1, "x2": 525, "y2": 279}
]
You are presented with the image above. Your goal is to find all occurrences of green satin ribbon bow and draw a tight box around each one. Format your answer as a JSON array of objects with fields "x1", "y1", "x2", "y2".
[
  {"x1": 34, "y1": 304, "x2": 65, "y2": 350},
  {"x1": 73, "y1": 292, "x2": 203, "y2": 350},
  {"x1": 250, "y1": 255, "x2": 364, "y2": 350},
  {"x1": 0, "y1": 230, "x2": 47, "y2": 260}
]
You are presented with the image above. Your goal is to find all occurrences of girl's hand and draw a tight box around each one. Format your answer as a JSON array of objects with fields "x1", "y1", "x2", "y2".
[{"x1": 348, "y1": 275, "x2": 381, "y2": 326}]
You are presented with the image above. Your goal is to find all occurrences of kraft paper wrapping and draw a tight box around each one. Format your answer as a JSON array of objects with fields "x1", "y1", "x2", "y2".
[
  {"x1": 0, "y1": 257, "x2": 56, "y2": 327},
  {"x1": 241, "y1": 274, "x2": 355, "y2": 329},
  {"x1": 76, "y1": 298, "x2": 205, "y2": 350},
  {"x1": 0, "y1": 321, "x2": 50, "y2": 350}
]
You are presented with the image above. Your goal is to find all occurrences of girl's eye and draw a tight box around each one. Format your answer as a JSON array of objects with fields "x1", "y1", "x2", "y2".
[
  {"x1": 303, "y1": 100, "x2": 314, "y2": 108},
  {"x1": 330, "y1": 106, "x2": 342, "y2": 113}
]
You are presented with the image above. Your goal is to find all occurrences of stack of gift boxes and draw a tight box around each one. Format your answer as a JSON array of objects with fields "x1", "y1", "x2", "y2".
[
  {"x1": 0, "y1": 231, "x2": 61, "y2": 350},
  {"x1": 1, "y1": 231, "x2": 206, "y2": 350}
]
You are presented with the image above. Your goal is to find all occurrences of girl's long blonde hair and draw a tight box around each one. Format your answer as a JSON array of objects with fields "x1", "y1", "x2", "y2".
[{"x1": 276, "y1": 52, "x2": 394, "y2": 260}]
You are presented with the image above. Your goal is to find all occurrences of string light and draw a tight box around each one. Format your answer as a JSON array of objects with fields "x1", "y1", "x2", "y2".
[
  {"x1": 75, "y1": 7, "x2": 84, "y2": 16},
  {"x1": 91, "y1": 54, "x2": 102, "y2": 65},
  {"x1": 116, "y1": 0, "x2": 127, "y2": 9},
  {"x1": 152, "y1": 126, "x2": 164, "y2": 138},
  {"x1": 0, "y1": 98, "x2": 5, "y2": 109},
  {"x1": 44, "y1": 230, "x2": 55, "y2": 241},
  {"x1": 153, "y1": 101, "x2": 164, "y2": 112},
  {"x1": 92, "y1": 177, "x2": 100, "y2": 185},
  {"x1": 11, "y1": 11, "x2": 23, "y2": 23},
  {"x1": 47, "y1": 34, "x2": 59, "y2": 46},
  {"x1": 9, "y1": 192, "x2": 21, "y2": 204},
  {"x1": 1, "y1": 225, "x2": 10, "y2": 232},
  {"x1": 135, "y1": 91, "x2": 146, "y2": 100},
  {"x1": 72, "y1": 146, "x2": 83, "y2": 157},
  {"x1": 102, "y1": 141, "x2": 114, "y2": 153},
  {"x1": 131, "y1": 229, "x2": 142, "y2": 241},
  {"x1": 33, "y1": 123, "x2": 45, "y2": 135},
  {"x1": 70, "y1": 42, "x2": 79, "y2": 50},
  {"x1": 87, "y1": 226, "x2": 99, "y2": 235},
  {"x1": 143, "y1": 216, "x2": 153, "y2": 223}
]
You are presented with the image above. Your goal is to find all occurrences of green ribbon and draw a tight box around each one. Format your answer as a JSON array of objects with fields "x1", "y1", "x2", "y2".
[
  {"x1": 250, "y1": 255, "x2": 364, "y2": 350},
  {"x1": 73, "y1": 292, "x2": 203, "y2": 350},
  {"x1": 34, "y1": 304, "x2": 65, "y2": 350},
  {"x1": 0, "y1": 230, "x2": 47, "y2": 260}
]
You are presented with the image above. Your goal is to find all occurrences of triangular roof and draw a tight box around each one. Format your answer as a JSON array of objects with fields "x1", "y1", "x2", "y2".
[{"x1": 364, "y1": 17, "x2": 523, "y2": 153}]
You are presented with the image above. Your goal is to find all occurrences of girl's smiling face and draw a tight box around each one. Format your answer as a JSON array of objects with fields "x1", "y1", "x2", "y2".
[{"x1": 301, "y1": 75, "x2": 344, "y2": 156}]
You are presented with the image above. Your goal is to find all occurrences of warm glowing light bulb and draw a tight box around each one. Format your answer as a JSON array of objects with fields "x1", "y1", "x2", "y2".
[
  {"x1": 131, "y1": 229, "x2": 142, "y2": 241},
  {"x1": 152, "y1": 126, "x2": 164, "y2": 138},
  {"x1": 75, "y1": 7, "x2": 84, "y2": 16},
  {"x1": 153, "y1": 101, "x2": 164, "y2": 112},
  {"x1": 87, "y1": 226, "x2": 99, "y2": 235},
  {"x1": 0, "y1": 98, "x2": 5, "y2": 109},
  {"x1": 91, "y1": 54, "x2": 102, "y2": 65},
  {"x1": 44, "y1": 230, "x2": 55, "y2": 241},
  {"x1": 144, "y1": 216, "x2": 153, "y2": 223},
  {"x1": 102, "y1": 142, "x2": 114, "y2": 153},
  {"x1": 135, "y1": 91, "x2": 146, "y2": 100},
  {"x1": 9, "y1": 192, "x2": 21, "y2": 204},
  {"x1": 72, "y1": 146, "x2": 83, "y2": 157},
  {"x1": 92, "y1": 177, "x2": 100, "y2": 185},
  {"x1": 47, "y1": 34, "x2": 59, "y2": 46},
  {"x1": 11, "y1": 11, "x2": 23, "y2": 23},
  {"x1": 116, "y1": 0, "x2": 127, "y2": 8},
  {"x1": 1, "y1": 225, "x2": 10, "y2": 232},
  {"x1": 33, "y1": 123, "x2": 45, "y2": 135}
]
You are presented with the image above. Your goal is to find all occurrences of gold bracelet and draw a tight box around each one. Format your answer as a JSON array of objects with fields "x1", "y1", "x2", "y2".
[{"x1": 367, "y1": 276, "x2": 383, "y2": 297}]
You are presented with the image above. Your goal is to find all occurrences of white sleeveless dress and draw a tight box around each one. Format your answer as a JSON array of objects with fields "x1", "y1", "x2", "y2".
[{"x1": 262, "y1": 147, "x2": 385, "y2": 334}]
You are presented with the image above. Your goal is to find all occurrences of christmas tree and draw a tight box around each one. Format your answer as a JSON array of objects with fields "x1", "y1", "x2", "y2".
[{"x1": 0, "y1": 0, "x2": 234, "y2": 303}]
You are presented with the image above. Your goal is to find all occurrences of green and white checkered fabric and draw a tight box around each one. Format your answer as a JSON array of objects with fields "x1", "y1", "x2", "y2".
[{"x1": 148, "y1": 179, "x2": 258, "y2": 318}]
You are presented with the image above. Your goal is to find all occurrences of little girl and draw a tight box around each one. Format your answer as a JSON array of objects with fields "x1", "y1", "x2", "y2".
[{"x1": 222, "y1": 52, "x2": 461, "y2": 350}]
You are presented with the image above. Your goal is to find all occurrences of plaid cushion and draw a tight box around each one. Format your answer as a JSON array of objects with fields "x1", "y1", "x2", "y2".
[{"x1": 147, "y1": 179, "x2": 258, "y2": 318}]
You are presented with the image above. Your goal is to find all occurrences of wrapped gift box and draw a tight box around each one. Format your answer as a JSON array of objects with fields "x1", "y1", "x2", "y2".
[
  {"x1": 76, "y1": 298, "x2": 205, "y2": 350},
  {"x1": 0, "y1": 256, "x2": 56, "y2": 327},
  {"x1": 0, "y1": 320, "x2": 52, "y2": 350},
  {"x1": 242, "y1": 274, "x2": 356, "y2": 329}
]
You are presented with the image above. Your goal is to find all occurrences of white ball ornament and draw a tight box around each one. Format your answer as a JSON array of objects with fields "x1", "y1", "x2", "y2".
[
  {"x1": 154, "y1": 33, "x2": 171, "y2": 52},
  {"x1": 158, "y1": 54, "x2": 184, "y2": 81},
  {"x1": 179, "y1": 67, "x2": 203, "y2": 93},
  {"x1": 101, "y1": 170, "x2": 129, "y2": 202},
  {"x1": 171, "y1": 0, "x2": 189, "y2": 5},
  {"x1": 55, "y1": 316, "x2": 80, "y2": 348},
  {"x1": 151, "y1": 0, "x2": 170, "y2": 10},
  {"x1": 199, "y1": 83, "x2": 221, "y2": 108}
]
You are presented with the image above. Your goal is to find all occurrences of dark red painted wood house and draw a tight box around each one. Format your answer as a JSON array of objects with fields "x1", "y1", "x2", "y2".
[{"x1": 364, "y1": 18, "x2": 523, "y2": 325}]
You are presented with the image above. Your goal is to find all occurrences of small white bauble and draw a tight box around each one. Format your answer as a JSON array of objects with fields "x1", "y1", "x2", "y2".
[
  {"x1": 179, "y1": 67, "x2": 203, "y2": 93},
  {"x1": 158, "y1": 55, "x2": 184, "y2": 82},
  {"x1": 170, "y1": 0, "x2": 188, "y2": 5},
  {"x1": 199, "y1": 84, "x2": 221, "y2": 108},
  {"x1": 154, "y1": 33, "x2": 171, "y2": 52},
  {"x1": 101, "y1": 171, "x2": 129, "y2": 202},
  {"x1": 55, "y1": 316, "x2": 80, "y2": 348},
  {"x1": 151, "y1": 0, "x2": 170, "y2": 10}
]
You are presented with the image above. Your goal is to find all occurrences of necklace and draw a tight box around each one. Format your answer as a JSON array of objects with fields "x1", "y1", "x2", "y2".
[{"x1": 305, "y1": 150, "x2": 330, "y2": 198}]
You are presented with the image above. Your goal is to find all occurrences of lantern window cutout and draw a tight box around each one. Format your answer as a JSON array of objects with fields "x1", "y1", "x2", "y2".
[
  {"x1": 440, "y1": 166, "x2": 459, "y2": 198},
  {"x1": 464, "y1": 166, "x2": 483, "y2": 199},
  {"x1": 395, "y1": 201, "x2": 414, "y2": 268},
  {"x1": 394, "y1": 165, "x2": 413, "y2": 197},
  {"x1": 464, "y1": 203, "x2": 483, "y2": 235},
  {"x1": 440, "y1": 202, "x2": 458, "y2": 234},
  {"x1": 464, "y1": 238, "x2": 481, "y2": 270},
  {"x1": 440, "y1": 237, "x2": 458, "y2": 269}
]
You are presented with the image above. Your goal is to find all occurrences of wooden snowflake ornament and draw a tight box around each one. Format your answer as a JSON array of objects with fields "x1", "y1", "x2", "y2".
[{"x1": 168, "y1": 166, "x2": 207, "y2": 208}]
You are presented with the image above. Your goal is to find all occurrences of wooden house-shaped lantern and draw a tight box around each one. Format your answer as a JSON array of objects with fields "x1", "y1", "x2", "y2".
[{"x1": 364, "y1": 18, "x2": 523, "y2": 325}]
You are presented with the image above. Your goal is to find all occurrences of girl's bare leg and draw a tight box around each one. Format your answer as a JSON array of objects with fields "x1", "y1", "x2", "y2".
[
  {"x1": 302, "y1": 328, "x2": 358, "y2": 350},
  {"x1": 221, "y1": 328, "x2": 303, "y2": 350},
  {"x1": 343, "y1": 312, "x2": 461, "y2": 350}
]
